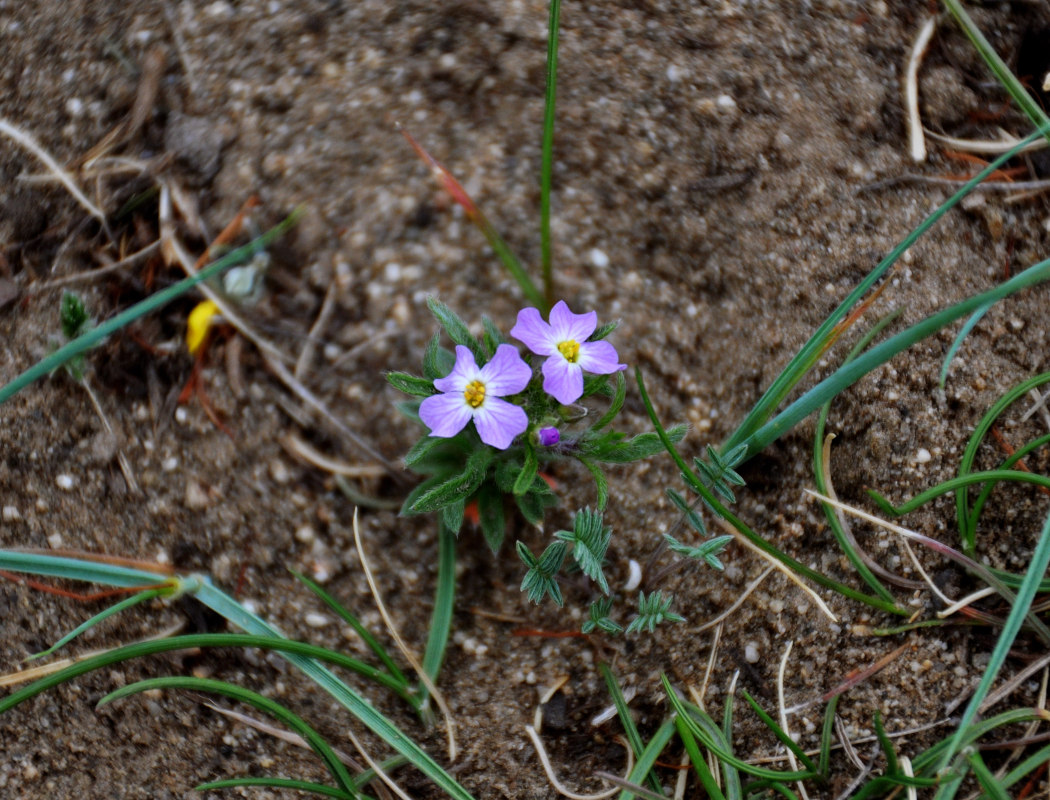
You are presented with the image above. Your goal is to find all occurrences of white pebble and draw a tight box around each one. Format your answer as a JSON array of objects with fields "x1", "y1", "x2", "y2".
[
  {"x1": 2, "y1": 506, "x2": 21, "y2": 522},
  {"x1": 305, "y1": 612, "x2": 330, "y2": 628},
  {"x1": 47, "y1": 533, "x2": 63, "y2": 548},
  {"x1": 624, "y1": 559, "x2": 642, "y2": 592},
  {"x1": 162, "y1": 457, "x2": 179, "y2": 472},
  {"x1": 588, "y1": 248, "x2": 610, "y2": 269},
  {"x1": 175, "y1": 407, "x2": 189, "y2": 424},
  {"x1": 55, "y1": 474, "x2": 75, "y2": 491},
  {"x1": 914, "y1": 448, "x2": 932, "y2": 464},
  {"x1": 716, "y1": 94, "x2": 737, "y2": 111},
  {"x1": 744, "y1": 641, "x2": 760, "y2": 663}
]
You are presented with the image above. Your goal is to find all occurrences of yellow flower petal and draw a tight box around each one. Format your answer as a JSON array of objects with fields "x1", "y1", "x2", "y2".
[{"x1": 186, "y1": 300, "x2": 220, "y2": 355}]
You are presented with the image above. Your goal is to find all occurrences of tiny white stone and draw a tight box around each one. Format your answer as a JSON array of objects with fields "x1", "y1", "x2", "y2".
[
  {"x1": 162, "y1": 456, "x2": 178, "y2": 472},
  {"x1": 295, "y1": 525, "x2": 316, "y2": 544},
  {"x1": 588, "y1": 248, "x2": 610, "y2": 269},
  {"x1": 175, "y1": 407, "x2": 189, "y2": 424},
  {"x1": 47, "y1": 533, "x2": 63, "y2": 548},
  {"x1": 305, "y1": 612, "x2": 330, "y2": 628},
  {"x1": 914, "y1": 448, "x2": 932, "y2": 464},
  {"x1": 624, "y1": 559, "x2": 642, "y2": 592},
  {"x1": 716, "y1": 93, "x2": 737, "y2": 111},
  {"x1": 55, "y1": 474, "x2": 75, "y2": 490},
  {"x1": 745, "y1": 641, "x2": 760, "y2": 663},
  {"x1": 2, "y1": 506, "x2": 21, "y2": 522}
]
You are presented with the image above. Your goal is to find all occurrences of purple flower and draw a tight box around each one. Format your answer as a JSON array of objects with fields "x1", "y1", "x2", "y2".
[
  {"x1": 419, "y1": 344, "x2": 531, "y2": 450},
  {"x1": 510, "y1": 300, "x2": 626, "y2": 405},
  {"x1": 538, "y1": 427, "x2": 560, "y2": 446}
]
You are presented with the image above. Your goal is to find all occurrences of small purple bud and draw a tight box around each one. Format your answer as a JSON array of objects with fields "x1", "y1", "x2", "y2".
[{"x1": 538, "y1": 427, "x2": 560, "y2": 446}]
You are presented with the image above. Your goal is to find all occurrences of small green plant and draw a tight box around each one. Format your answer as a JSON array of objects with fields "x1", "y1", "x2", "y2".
[{"x1": 389, "y1": 298, "x2": 724, "y2": 631}]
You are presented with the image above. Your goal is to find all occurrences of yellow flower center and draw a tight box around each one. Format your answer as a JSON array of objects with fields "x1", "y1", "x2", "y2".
[
  {"x1": 463, "y1": 380, "x2": 486, "y2": 408},
  {"x1": 557, "y1": 339, "x2": 580, "y2": 363}
]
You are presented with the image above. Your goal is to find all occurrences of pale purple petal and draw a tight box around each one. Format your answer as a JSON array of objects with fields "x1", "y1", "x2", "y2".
[
  {"x1": 433, "y1": 345, "x2": 479, "y2": 393},
  {"x1": 479, "y1": 344, "x2": 531, "y2": 397},
  {"x1": 419, "y1": 392, "x2": 473, "y2": 438},
  {"x1": 472, "y1": 397, "x2": 528, "y2": 449},
  {"x1": 576, "y1": 340, "x2": 626, "y2": 375},
  {"x1": 542, "y1": 356, "x2": 584, "y2": 405},
  {"x1": 548, "y1": 300, "x2": 597, "y2": 344},
  {"x1": 510, "y1": 307, "x2": 557, "y2": 356}
]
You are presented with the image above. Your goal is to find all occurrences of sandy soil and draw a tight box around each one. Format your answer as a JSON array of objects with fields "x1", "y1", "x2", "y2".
[{"x1": 2, "y1": 1, "x2": 1050, "y2": 798}]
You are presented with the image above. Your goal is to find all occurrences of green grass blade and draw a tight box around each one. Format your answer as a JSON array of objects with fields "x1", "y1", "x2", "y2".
[
  {"x1": 616, "y1": 717, "x2": 676, "y2": 800},
  {"x1": 99, "y1": 676, "x2": 356, "y2": 795},
  {"x1": 195, "y1": 777, "x2": 357, "y2": 799},
  {"x1": 661, "y1": 675, "x2": 815, "y2": 781},
  {"x1": 599, "y1": 663, "x2": 662, "y2": 794},
  {"x1": 942, "y1": 0, "x2": 1050, "y2": 143},
  {"x1": 721, "y1": 128, "x2": 1046, "y2": 457},
  {"x1": 955, "y1": 372, "x2": 1050, "y2": 554},
  {"x1": 539, "y1": 0, "x2": 562, "y2": 307},
  {"x1": 27, "y1": 587, "x2": 168, "y2": 661},
  {"x1": 932, "y1": 510, "x2": 1050, "y2": 799},
  {"x1": 817, "y1": 695, "x2": 838, "y2": 778},
  {"x1": 740, "y1": 690, "x2": 816, "y2": 773},
  {"x1": 292, "y1": 570, "x2": 412, "y2": 691},
  {"x1": 0, "y1": 209, "x2": 303, "y2": 406},
  {"x1": 674, "y1": 715, "x2": 727, "y2": 800},
  {"x1": 813, "y1": 311, "x2": 901, "y2": 603},
  {"x1": 966, "y1": 749, "x2": 1010, "y2": 800},
  {"x1": 636, "y1": 370, "x2": 904, "y2": 615},
  {"x1": 938, "y1": 300, "x2": 991, "y2": 387},
  {"x1": 742, "y1": 253, "x2": 1050, "y2": 460},
  {"x1": 420, "y1": 520, "x2": 456, "y2": 703}
]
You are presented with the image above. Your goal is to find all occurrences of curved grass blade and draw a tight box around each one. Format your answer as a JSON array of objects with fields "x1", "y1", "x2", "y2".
[
  {"x1": 674, "y1": 714, "x2": 727, "y2": 800},
  {"x1": 636, "y1": 369, "x2": 905, "y2": 615},
  {"x1": 27, "y1": 586, "x2": 170, "y2": 661},
  {"x1": 942, "y1": 0, "x2": 1050, "y2": 142},
  {"x1": 0, "y1": 209, "x2": 303, "y2": 406},
  {"x1": 742, "y1": 253, "x2": 1050, "y2": 461},
  {"x1": 292, "y1": 571, "x2": 412, "y2": 691},
  {"x1": 615, "y1": 717, "x2": 676, "y2": 800},
  {"x1": 599, "y1": 662, "x2": 662, "y2": 794},
  {"x1": 196, "y1": 777, "x2": 356, "y2": 799},
  {"x1": 955, "y1": 372, "x2": 1050, "y2": 554},
  {"x1": 420, "y1": 520, "x2": 456, "y2": 709},
  {"x1": 721, "y1": 128, "x2": 1047, "y2": 457},
  {"x1": 98, "y1": 676, "x2": 355, "y2": 795},
  {"x1": 931, "y1": 510, "x2": 1050, "y2": 800},
  {"x1": 540, "y1": 0, "x2": 562, "y2": 307}
]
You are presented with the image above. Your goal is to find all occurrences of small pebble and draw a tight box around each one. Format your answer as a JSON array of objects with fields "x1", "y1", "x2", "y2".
[
  {"x1": 47, "y1": 533, "x2": 63, "y2": 548},
  {"x1": 914, "y1": 448, "x2": 932, "y2": 464},
  {"x1": 1, "y1": 506, "x2": 21, "y2": 522},
  {"x1": 304, "y1": 612, "x2": 330, "y2": 628},
  {"x1": 744, "y1": 641, "x2": 760, "y2": 663},
  {"x1": 55, "y1": 474, "x2": 75, "y2": 491},
  {"x1": 588, "y1": 248, "x2": 610, "y2": 269}
]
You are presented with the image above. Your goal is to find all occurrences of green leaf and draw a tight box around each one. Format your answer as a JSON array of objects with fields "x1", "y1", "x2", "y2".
[
  {"x1": 60, "y1": 292, "x2": 91, "y2": 341},
  {"x1": 427, "y1": 297, "x2": 485, "y2": 363},
  {"x1": 477, "y1": 483, "x2": 505, "y2": 553},
  {"x1": 589, "y1": 320, "x2": 619, "y2": 341},
  {"x1": 513, "y1": 442, "x2": 538, "y2": 495},
  {"x1": 442, "y1": 498, "x2": 465, "y2": 533},
  {"x1": 481, "y1": 316, "x2": 507, "y2": 358},
  {"x1": 582, "y1": 597, "x2": 622, "y2": 634},
  {"x1": 664, "y1": 533, "x2": 733, "y2": 571},
  {"x1": 581, "y1": 373, "x2": 613, "y2": 399},
  {"x1": 593, "y1": 424, "x2": 687, "y2": 463},
  {"x1": 554, "y1": 508, "x2": 611, "y2": 595},
  {"x1": 578, "y1": 457, "x2": 608, "y2": 511},
  {"x1": 386, "y1": 371, "x2": 437, "y2": 398},
  {"x1": 591, "y1": 370, "x2": 626, "y2": 432},
  {"x1": 516, "y1": 483, "x2": 558, "y2": 525},
  {"x1": 407, "y1": 448, "x2": 493, "y2": 514},
  {"x1": 517, "y1": 540, "x2": 567, "y2": 606},
  {"x1": 423, "y1": 332, "x2": 455, "y2": 380},
  {"x1": 626, "y1": 591, "x2": 684, "y2": 634},
  {"x1": 695, "y1": 444, "x2": 747, "y2": 504},
  {"x1": 403, "y1": 434, "x2": 459, "y2": 470},
  {"x1": 666, "y1": 488, "x2": 706, "y2": 536}
]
